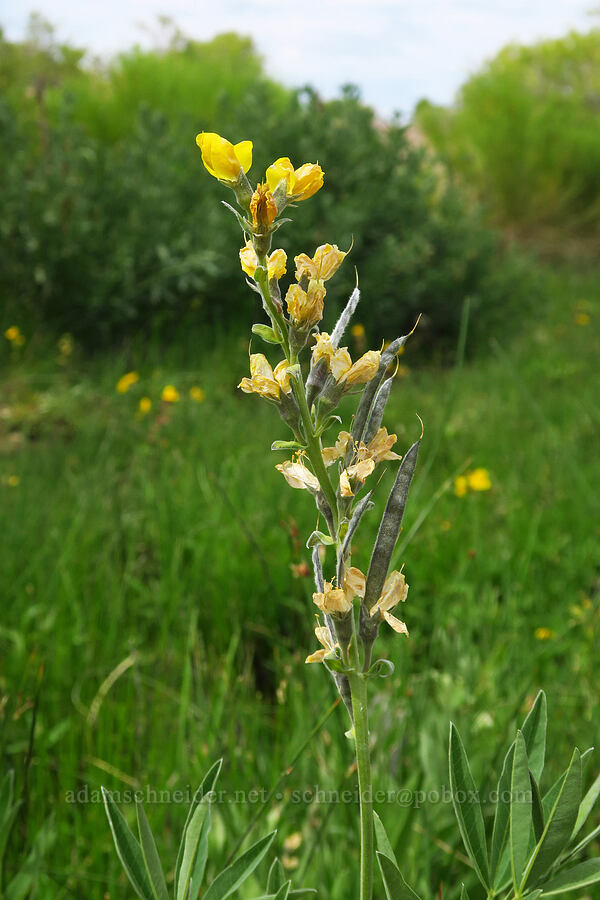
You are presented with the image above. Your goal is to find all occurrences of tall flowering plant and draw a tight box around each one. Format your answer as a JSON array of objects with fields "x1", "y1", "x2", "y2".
[
  {"x1": 99, "y1": 131, "x2": 600, "y2": 900},
  {"x1": 197, "y1": 131, "x2": 421, "y2": 900}
]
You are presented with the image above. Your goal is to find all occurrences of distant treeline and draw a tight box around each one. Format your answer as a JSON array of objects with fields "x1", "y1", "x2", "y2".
[
  {"x1": 0, "y1": 15, "x2": 532, "y2": 352},
  {"x1": 416, "y1": 28, "x2": 600, "y2": 251}
]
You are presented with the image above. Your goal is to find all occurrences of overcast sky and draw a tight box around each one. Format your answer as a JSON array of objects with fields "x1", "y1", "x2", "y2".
[{"x1": 2, "y1": 0, "x2": 595, "y2": 117}]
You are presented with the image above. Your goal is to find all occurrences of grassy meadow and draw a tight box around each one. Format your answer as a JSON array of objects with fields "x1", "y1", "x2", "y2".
[{"x1": 1, "y1": 263, "x2": 599, "y2": 897}]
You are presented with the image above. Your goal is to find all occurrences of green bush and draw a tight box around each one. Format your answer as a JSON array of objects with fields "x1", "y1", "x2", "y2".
[
  {"x1": 415, "y1": 28, "x2": 600, "y2": 243},
  {"x1": 0, "y1": 22, "x2": 532, "y2": 353}
]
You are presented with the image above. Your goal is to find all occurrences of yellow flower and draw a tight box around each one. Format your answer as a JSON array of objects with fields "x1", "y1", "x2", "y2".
[
  {"x1": 58, "y1": 333, "x2": 74, "y2": 356},
  {"x1": 467, "y1": 468, "x2": 491, "y2": 492},
  {"x1": 342, "y1": 350, "x2": 381, "y2": 387},
  {"x1": 161, "y1": 385, "x2": 180, "y2": 403},
  {"x1": 454, "y1": 475, "x2": 468, "y2": 497},
  {"x1": 189, "y1": 386, "x2": 206, "y2": 403},
  {"x1": 322, "y1": 430, "x2": 353, "y2": 466},
  {"x1": 139, "y1": 396, "x2": 152, "y2": 414},
  {"x1": 351, "y1": 323, "x2": 365, "y2": 338},
  {"x1": 285, "y1": 280, "x2": 326, "y2": 329},
  {"x1": 239, "y1": 354, "x2": 291, "y2": 400},
  {"x1": 370, "y1": 570, "x2": 409, "y2": 635},
  {"x1": 250, "y1": 183, "x2": 278, "y2": 231},
  {"x1": 5, "y1": 326, "x2": 22, "y2": 342},
  {"x1": 294, "y1": 244, "x2": 346, "y2": 282},
  {"x1": 5, "y1": 474, "x2": 20, "y2": 487},
  {"x1": 575, "y1": 312, "x2": 590, "y2": 326},
  {"x1": 284, "y1": 832, "x2": 303, "y2": 852},
  {"x1": 266, "y1": 157, "x2": 324, "y2": 201},
  {"x1": 116, "y1": 371, "x2": 139, "y2": 393},
  {"x1": 311, "y1": 333, "x2": 379, "y2": 386},
  {"x1": 196, "y1": 132, "x2": 252, "y2": 182},
  {"x1": 362, "y1": 427, "x2": 402, "y2": 465},
  {"x1": 276, "y1": 459, "x2": 320, "y2": 493},
  {"x1": 339, "y1": 458, "x2": 375, "y2": 497},
  {"x1": 306, "y1": 625, "x2": 336, "y2": 663},
  {"x1": 239, "y1": 243, "x2": 287, "y2": 280},
  {"x1": 313, "y1": 581, "x2": 353, "y2": 616},
  {"x1": 535, "y1": 627, "x2": 555, "y2": 641},
  {"x1": 344, "y1": 566, "x2": 366, "y2": 600}
]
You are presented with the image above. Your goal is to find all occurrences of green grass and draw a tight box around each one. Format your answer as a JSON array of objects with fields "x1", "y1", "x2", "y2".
[{"x1": 1, "y1": 264, "x2": 599, "y2": 898}]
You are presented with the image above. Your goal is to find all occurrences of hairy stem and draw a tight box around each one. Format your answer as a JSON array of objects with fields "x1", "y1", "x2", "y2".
[{"x1": 348, "y1": 668, "x2": 374, "y2": 900}]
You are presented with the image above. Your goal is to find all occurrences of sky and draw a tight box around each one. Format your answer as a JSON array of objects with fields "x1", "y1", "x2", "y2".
[{"x1": 2, "y1": 0, "x2": 595, "y2": 117}]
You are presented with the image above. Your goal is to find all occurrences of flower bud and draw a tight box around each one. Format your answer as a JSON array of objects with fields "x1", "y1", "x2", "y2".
[{"x1": 250, "y1": 183, "x2": 278, "y2": 233}]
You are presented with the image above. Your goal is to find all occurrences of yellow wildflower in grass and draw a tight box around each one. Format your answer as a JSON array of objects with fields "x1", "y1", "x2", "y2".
[
  {"x1": 196, "y1": 132, "x2": 252, "y2": 182},
  {"x1": 285, "y1": 280, "x2": 326, "y2": 329},
  {"x1": 454, "y1": 475, "x2": 468, "y2": 497},
  {"x1": 266, "y1": 157, "x2": 324, "y2": 201},
  {"x1": 116, "y1": 371, "x2": 139, "y2": 393},
  {"x1": 467, "y1": 468, "x2": 492, "y2": 491},
  {"x1": 276, "y1": 459, "x2": 320, "y2": 493},
  {"x1": 239, "y1": 354, "x2": 291, "y2": 400},
  {"x1": 5, "y1": 475, "x2": 20, "y2": 487},
  {"x1": 189, "y1": 386, "x2": 206, "y2": 403},
  {"x1": 283, "y1": 833, "x2": 303, "y2": 852},
  {"x1": 294, "y1": 244, "x2": 346, "y2": 282},
  {"x1": 161, "y1": 385, "x2": 180, "y2": 403},
  {"x1": 250, "y1": 182, "x2": 278, "y2": 231},
  {"x1": 575, "y1": 312, "x2": 591, "y2": 326},
  {"x1": 5, "y1": 326, "x2": 23, "y2": 343},
  {"x1": 311, "y1": 333, "x2": 380, "y2": 386},
  {"x1": 441, "y1": 520, "x2": 452, "y2": 531},
  {"x1": 139, "y1": 397, "x2": 152, "y2": 414},
  {"x1": 535, "y1": 627, "x2": 555, "y2": 641},
  {"x1": 351, "y1": 323, "x2": 366, "y2": 338},
  {"x1": 239, "y1": 242, "x2": 287, "y2": 280}
]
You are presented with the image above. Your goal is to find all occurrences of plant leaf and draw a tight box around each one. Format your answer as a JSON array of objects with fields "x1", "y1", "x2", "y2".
[
  {"x1": 523, "y1": 748, "x2": 581, "y2": 887},
  {"x1": 272, "y1": 882, "x2": 291, "y2": 900},
  {"x1": 377, "y1": 853, "x2": 422, "y2": 899},
  {"x1": 366, "y1": 659, "x2": 395, "y2": 679},
  {"x1": 460, "y1": 886, "x2": 470, "y2": 900},
  {"x1": 102, "y1": 788, "x2": 154, "y2": 900},
  {"x1": 267, "y1": 859, "x2": 285, "y2": 894},
  {"x1": 176, "y1": 802, "x2": 209, "y2": 900},
  {"x1": 306, "y1": 530, "x2": 335, "y2": 548},
  {"x1": 136, "y1": 801, "x2": 169, "y2": 900},
  {"x1": 529, "y1": 772, "x2": 545, "y2": 844},
  {"x1": 572, "y1": 769, "x2": 600, "y2": 839},
  {"x1": 271, "y1": 440, "x2": 307, "y2": 451},
  {"x1": 187, "y1": 804, "x2": 212, "y2": 900},
  {"x1": 252, "y1": 324, "x2": 280, "y2": 344},
  {"x1": 566, "y1": 820, "x2": 600, "y2": 860},
  {"x1": 521, "y1": 691, "x2": 547, "y2": 783},
  {"x1": 490, "y1": 741, "x2": 515, "y2": 885},
  {"x1": 538, "y1": 859, "x2": 600, "y2": 895},
  {"x1": 373, "y1": 811, "x2": 398, "y2": 866},
  {"x1": 203, "y1": 831, "x2": 276, "y2": 900},
  {"x1": 510, "y1": 731, "x2": 532, "y2": 891},
  {"x1": 175, "y1": 759, "x2": 222, "y2": 897},
  {"x1": 363, "y1": 438, "x2": 420, "y2": 610},
  {"x1": 448, "y1": 723, "x2": 490, "y2": 888}
]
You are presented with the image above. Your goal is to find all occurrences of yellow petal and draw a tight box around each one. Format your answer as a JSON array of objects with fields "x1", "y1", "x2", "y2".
[
  {"x1": 344, "y1": 566, "x2": 366, "y2": 600},
  {"x1": 305, "y1": 648, "x2": 329, "y2": 663},
  {"x1": 276, "y1": 460, "x2": 320, "y2": 492},
  {"x1": 343, "y1": 350, "x2": 381, "y2": 387},
  {"x1": 267, "y1": 248, "x2": 287, "y2": 280},
  {"x1": 383, "y1": 611, "x2": 409, "y2": 635},
  {"x1": 233, "y1": 140, "x2": 253, "y2": 173},
  {"x1": 196, "y1": 132, "x2": 246, "y2": 182},
  {"x1": 339, "y1": 469, "x2": 353, "y2": 497},
  {"x1": 266, "y1": 157, "x2": 294, "y2": 193},
  {"x1": 240, "y1": 241, "x2": 258, "y2": 277},
  {"x1": 249, "y1": 353, "x2": 275, "y2": 380}
]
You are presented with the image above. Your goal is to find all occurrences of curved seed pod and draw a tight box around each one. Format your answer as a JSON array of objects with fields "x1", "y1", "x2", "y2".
[
  {"x1": 312, "y1": 545, "x2": 324, "y2": 592},
  {"x1": 363, "y1": 438, "x2": 420, "y2": 610},
  {"x1": 336, "y1": 491, "x2": 375, "y2": 584},
  {"x1": 331, "y1": 287, "x2": 360, "y2": 348},
  {"x1": 350, "y1": 332, "x2": 412, "y2": 451},
  {"x1": 363, "y1": 376, "x2": 394, "y2": 445}
]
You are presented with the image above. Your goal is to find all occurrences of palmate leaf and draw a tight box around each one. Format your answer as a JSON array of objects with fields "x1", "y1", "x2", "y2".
[
  {"x1": 539, "y1": 858, "x2": 600, "y2": 894},
  {"x1": 448, "y1": 723, "x2": 490, "y2": 889},
  {"x1": 136, "y1": 801, "x2": 169, "y2": 900},
  {"x1": 377, "y1": 853, "x2": 422, "y2": 899},
  {"x1": 102, "y1": 788, "x2": 154, "y2": 900},
  {"x1": 203, "y1": 831, "x2": 276, "y2": 900},
  {"x1": 509, "y1": 731, "x2": 532, "y2": 891}
]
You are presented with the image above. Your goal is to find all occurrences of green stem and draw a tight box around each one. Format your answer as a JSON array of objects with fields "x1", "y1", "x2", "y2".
[
  {"x1": 348, "y1": 668, "x2": 374, "y2": 900},
  {"x1": 254, "y1": 257, "x2": 290, "y2": 358}
]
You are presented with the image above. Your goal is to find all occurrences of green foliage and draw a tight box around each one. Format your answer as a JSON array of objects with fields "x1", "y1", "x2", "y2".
[
  {"x1": 0, "y1": 20, "x2": 531, "y2": 353},
  {"x1": 416, "y1": 28, "x2": 600, "y2": 243},
  {"x1": 449, "y1": 693, "x2": 600, "y2": 897}
]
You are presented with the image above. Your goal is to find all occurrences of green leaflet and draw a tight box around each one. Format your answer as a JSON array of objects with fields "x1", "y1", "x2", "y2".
[
  {"x1": 377, "y1": 853, "x2": 422, "y2": 899},
  {"x1": 448, "y1": 723, "x2": 490, "y2": 889},
  {"x1": 203, "y1": 831, "x2": 276, "y2": 900},
  {"x1": 102, "y1": 788, "x2": 155, "y2": 900}
]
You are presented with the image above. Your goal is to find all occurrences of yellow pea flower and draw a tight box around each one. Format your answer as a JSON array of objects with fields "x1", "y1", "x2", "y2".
[
  {"x1": 139, "y1": 396, "x2": 152, "y2": 414},
  {"x1": 369, "y1": 570, "x2": 409, "y2": 635},
  {"x1": 454, "y1": 475, "x2": 468, "y2": 497},
  {"x1": 189, "y1": 386, "x2": 206, "y2": 403},
  {"x1": 161, "y1": 385, "x2": 180, "y2": 403},
  {"x1": 250, "y1": 183, "x2": 278, "y2": 231},
  {"x1": 295, "y1": 244, "x2": 347, "y2": 282},
  {"x1": 239, "y1": 242, "x2": 287, "y2": 280},
  {"x1": 339, "y1": 458, "x2": 375, "y2": 497},
  {"x1": 285, "y1": 279, "x2": 326, "y2": 329},
  {"x1": 266, "y1": 157, "x2": 324, "y2": 201},
  {"x1": 313, "y1": 581, "x2": 353, "y2": 616},
  {"x1": 4, "y1": 326, "x2": 22, "y2": 342},
  {"x1": 276, "y1": 459, "x2": 320, "y2": 493},
  {"x1": 535, "y1": 627, "x2": 555, "y2": 641},
  {"x1": 196, "y1": 132, "x2": 252, "y2": 182},
  {"x1": 306, "y1": 626, "x2": 338, "y2": 664},
  {"x1": 342, "y1": 350, "x2": 381, "y2": 387},
  {"x1": 239, "y1": 354, "x2": 291, "y2": 401}
]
